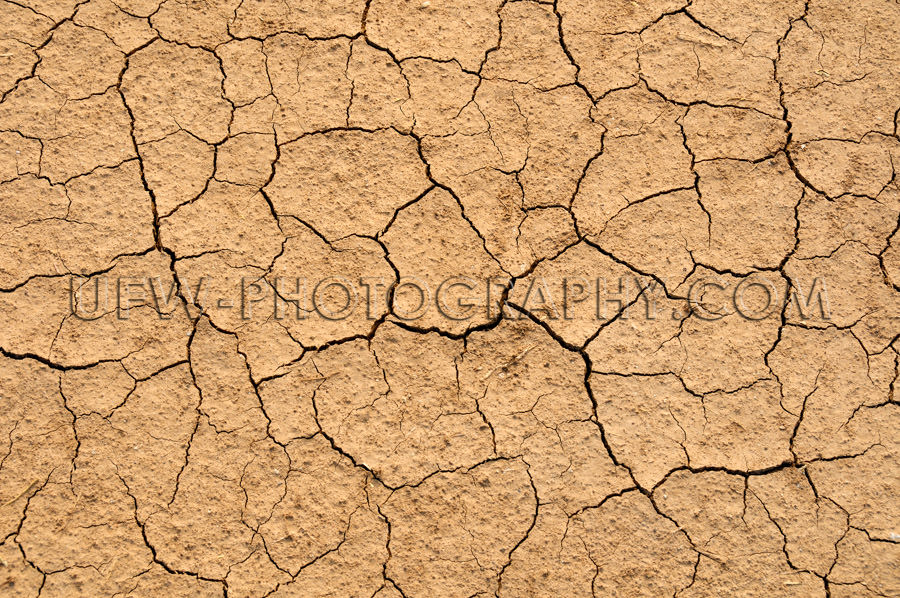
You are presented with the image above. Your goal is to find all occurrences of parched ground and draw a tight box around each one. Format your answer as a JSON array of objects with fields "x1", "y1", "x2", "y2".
[{"x1": 1, "y1": 0, "x2": 899, "y2": 596}]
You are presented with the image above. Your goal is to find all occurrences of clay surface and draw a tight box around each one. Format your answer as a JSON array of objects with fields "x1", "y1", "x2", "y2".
[{"x1": 1, "y1": 0, "x2": 899, "y2": 596}]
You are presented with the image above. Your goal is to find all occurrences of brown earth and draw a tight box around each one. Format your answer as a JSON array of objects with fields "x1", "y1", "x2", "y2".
[{"x1": 1, "y1": 0, "x2": 899, "y2": 596}]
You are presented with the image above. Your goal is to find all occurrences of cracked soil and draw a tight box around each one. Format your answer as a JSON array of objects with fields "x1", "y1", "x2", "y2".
[{"x1": 1, "y1": 0, "x2": 899, "y2": 596}]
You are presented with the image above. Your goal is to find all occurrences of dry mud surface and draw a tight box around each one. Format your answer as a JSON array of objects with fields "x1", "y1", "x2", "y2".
[{"x1": 1, "y1": 0, "x2": 900, "y2": 596}]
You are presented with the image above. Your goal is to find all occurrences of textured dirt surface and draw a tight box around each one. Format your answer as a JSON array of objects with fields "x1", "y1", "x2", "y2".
[{"x1": 1, "y1": 0, "x2": 899, "y2": 596}]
